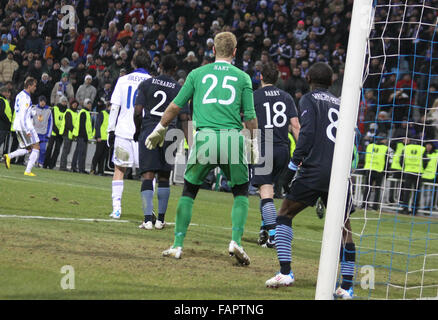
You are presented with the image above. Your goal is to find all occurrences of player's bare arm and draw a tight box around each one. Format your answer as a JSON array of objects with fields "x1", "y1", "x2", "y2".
[
  {"x1": 290, "y1": 117, "x2": 300, "y2": 142},
  {"x1": 160, "y1": 101, "x2": 181, "y2": 128}
]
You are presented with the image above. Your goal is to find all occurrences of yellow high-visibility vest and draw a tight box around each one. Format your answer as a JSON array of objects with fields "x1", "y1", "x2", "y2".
[
  {"x1": 73, "y1": 109, "x2": 94, "y2": 140},
  {"x1": 99, "y1": 110, "x2": 109, "y2": 141},
  {"x1": 51, "y1": 105, "x2": 66, "y2": 136},
  {"x1": 391, "y1": 142, "x2": 404, "y2": 170},
  {"x1": 363, "y1": 143, "x2": 388, "y2": 173},
  {"x1": 0, "y1": 96, "x2": 12, "y2": 122},
  {"x1": 423, "y1": 151, "x2": 438, "y2": 180},
  {"x1": 403, "y1": 144, "x2": 426, "y2": 174},
  {"x1": 61, "y1": 109, "x2": 78, "y2": 140}
]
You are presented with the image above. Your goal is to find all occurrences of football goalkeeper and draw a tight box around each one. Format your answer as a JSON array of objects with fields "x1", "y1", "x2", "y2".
[{"x1": 145, "y1": 31, "x2": 258, "y2": 265}]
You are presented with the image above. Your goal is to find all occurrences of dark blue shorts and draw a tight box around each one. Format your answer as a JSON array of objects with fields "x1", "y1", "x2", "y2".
[
  {"x1": 286, "y1": 178, "x2": 355, "y2": 216},
  {"x1": 138, "y1": 126, "x2": 176, "y2": 174},
  {"x1": 251, "y1": 144, "x2": 289, "y2": 187}
]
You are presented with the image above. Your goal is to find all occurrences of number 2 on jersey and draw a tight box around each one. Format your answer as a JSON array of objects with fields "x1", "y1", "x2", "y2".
[{"x1": 150, "y1": 90, "x2": 167, "y2": 117}]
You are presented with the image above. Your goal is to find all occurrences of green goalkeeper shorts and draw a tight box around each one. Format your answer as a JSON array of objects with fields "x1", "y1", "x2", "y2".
[{"x1": 184, "y1": 129, "x2": 249, "y2": 187}]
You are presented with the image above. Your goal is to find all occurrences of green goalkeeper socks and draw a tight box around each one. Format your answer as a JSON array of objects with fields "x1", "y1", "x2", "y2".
[
  {"x1": 173, "y1": 195, "x2": 248, "y2": 248},
  {"x1": 231, "y1": 196, "x2": 249, "y2": 246},
  {"x1": 173, "y1": 196, "x2": 194, "y2": 248}
]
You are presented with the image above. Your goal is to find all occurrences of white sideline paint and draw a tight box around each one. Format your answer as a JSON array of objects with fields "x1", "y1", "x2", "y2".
[{"x1": 0, "y1": 214, "x2": 131, "y2": 223}]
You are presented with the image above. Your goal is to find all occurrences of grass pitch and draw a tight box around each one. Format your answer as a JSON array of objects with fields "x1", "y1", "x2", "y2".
[{"x1": 0, "y1": 165, "x2": 437, "y2": 300}]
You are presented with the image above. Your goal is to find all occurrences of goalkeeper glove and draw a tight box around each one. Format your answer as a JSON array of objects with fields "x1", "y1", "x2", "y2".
[
  {"x1": 283, "y1": 161, "x2": 298, "y2": 193},
  {"x1": 145, "y1": 122, "x2": 167, "y2": 150},
  {"x1": 107, "y1": 131, "x2": 115, "y2": 148}
]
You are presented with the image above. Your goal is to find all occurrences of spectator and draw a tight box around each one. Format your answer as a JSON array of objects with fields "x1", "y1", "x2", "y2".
[
  {"x1": 107, "y1": 56, "x2": 124, "y2": 80},
  {"x1": 33, "y1": 96, "x2": 52, "y2": 167},
  {"x1": 35, "y1": 72, "x2": 53, "y2": 100},
  {"x1": 308, "y1": 17, "x2": 326, "y2": 40},
  {"x1": 71, "y1": 98, "x2": 93, "y2": 173},
  {"x1": 126, "y1": 1, "x2": 148, "y2": 26},
  {"x1": 251, "y1": 60, "x2": 263, "y2": 90},
  {"x1": 0, "y1": 51, "x2": 19, "y2": 85},
  {"x1": 1, "y1": 34, "x2": 15, "y2": 53},
  {"x1": 59, "y1": 100, "x2": 79, "y2": 171},
  {"x1": 90, "y1": 102, "x2": 110, "y2": 176},
  {"x1": 51, "y1": 72, "x2": 75, "y2": 106},
  {"x1": 361, "y1": 137, "x2": 388, "y2": 211},
  {"x1": 235, "y1": 50, "x2": 254, "y2": 74},
  {"x1": 60, "y1": 57, "x2": 73, "y2": 74},
  {"x1": 269, "y1": 34, "x2": 293, "y2": 63},
  {"x1": 25, "y1": 29, "x2": 44, "y2": 55},
  {"x1": 399, "y1": 140, "x2": 427, "y2": 215},
  {"x1": 61, "y1": 27, "x2": 78, "y2": 58},
  {"x1": 42, "y1": 35, "x2": 56, "y2": 60},
  {"x1": 181, "y1": 51, "x2": 199, "y2": 74},
  {"x1": 28, "y1": 58, "x2": 44, "y2": 81},
  {"x1": 74, "y1": 27, "x2": 97, "y2": 59},
  {"x1": 0, "y1": 86, "x2": 12, "y2": 151},
  {"x1": 97, "y1": 81, "x2": 113, "y2": 105},
  {"x1": 70, "y1": 52, "x2": 81, "y2": 69},
  {"x1": 278, "y1": 57, "x2": 291, "y2": 81},
  {"x1": 49, "y1": 59, "x2": 63, "y2": 84},
  {"x1": 43, "y1": 95, "x2": 68, "y2": 169},
  {"x1": 116, "y1": 23, "x2": 134, "y2": 45},
  {"x1": 76, "y1": 74, "x2": 97, "y2": 108},
  {"x1": 293, "y1": 20, "x2": 308, "y2": 43},
  {"x1": 284, "y1": 66, "x2": 309, "y2": 98}
]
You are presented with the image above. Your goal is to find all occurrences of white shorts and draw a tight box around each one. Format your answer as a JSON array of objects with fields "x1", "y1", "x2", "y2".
[
  {"x1": 112, "y1": 136, "x2": 139, "y2": 168},
  {"x1": 16, "y1": 129, "x2": 40, "y2": 148}
]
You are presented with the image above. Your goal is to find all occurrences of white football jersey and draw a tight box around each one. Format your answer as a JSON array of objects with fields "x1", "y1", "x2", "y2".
[
  {"x1": 13, "y1": 89, "x2": 35, "y2": 133},
  {"x1": 109, "y1": 69, "x2": 151, "y2": 140}
]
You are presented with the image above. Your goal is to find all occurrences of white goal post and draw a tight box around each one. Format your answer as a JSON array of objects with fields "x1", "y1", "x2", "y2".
[{"x1": 315, "y1": 0, "x2": 374, "y2": 300}]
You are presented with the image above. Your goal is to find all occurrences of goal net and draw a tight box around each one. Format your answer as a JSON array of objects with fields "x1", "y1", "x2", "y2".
[{"x1": 347, "y1": 0, "x2": 438, "y2": 299}]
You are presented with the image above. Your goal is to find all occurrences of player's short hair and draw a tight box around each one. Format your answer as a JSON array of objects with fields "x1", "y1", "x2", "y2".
[
  {"x1": 24, "y1": 77, "x2": 37, "y2": 89},
  {"x1": 161, "y1": 54, "x2": 178, "y2": 72},
  {"x1": 213, "y1": 32, "x2": 237, "y2": 58},
  {"x1": 261, "y1": 61, "x2": 279, "y2": 85},
  {"x1": 132, "y1": 49, "x2": 151, "y2": 70},
  {"x1": 306, "y1": 62, "x2": 333, "y2": 88}
]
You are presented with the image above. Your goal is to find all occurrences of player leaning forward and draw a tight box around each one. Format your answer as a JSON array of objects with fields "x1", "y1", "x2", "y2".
[
  {"x1": 3, "y1": 77, "x2": 40, "y2": 176},
  {"x1": 107, "y1": 50, "x2": 152, "y2": 219},
  {"x1": 265, "y1": 62, "x2": 356, "y2": 300},
  {"x1": 145, "y1": 32, "x2": 259, "y2": 265}
]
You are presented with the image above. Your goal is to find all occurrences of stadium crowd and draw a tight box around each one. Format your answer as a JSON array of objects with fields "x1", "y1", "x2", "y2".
[{"x1": 0, "y1": 0, "x2": 437, "y2": 197}]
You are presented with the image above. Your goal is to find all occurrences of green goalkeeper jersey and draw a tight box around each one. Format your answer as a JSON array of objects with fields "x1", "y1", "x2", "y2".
[{"x1": 173, "y1": 60, "x2": 256, "y2": 131}]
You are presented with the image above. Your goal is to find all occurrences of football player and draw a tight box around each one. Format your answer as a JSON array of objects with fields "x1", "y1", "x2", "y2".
[{"x1": 107, "y1": 50, "x2": 151, "y2": 219}]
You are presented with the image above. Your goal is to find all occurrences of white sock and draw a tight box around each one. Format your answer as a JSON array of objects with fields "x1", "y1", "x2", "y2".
[
  {"x1": 9, "y1": 149, "x2": 29, "y2": 159},
  {"x1": 112, "y1": 180, "x2": 124, "y2": 212},
  {"x1": 25, "y1": 149, "x2": 39, "y2": 173}
]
